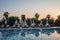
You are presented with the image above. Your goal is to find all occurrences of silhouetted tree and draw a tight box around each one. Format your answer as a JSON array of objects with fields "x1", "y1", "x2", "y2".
[
  {"x1": 34, "y1": 19, "x2": 40, "y2": 25},
  {"x1": 0, "y1": 12, "x2": 60, "y2": 28},
  {"x1": 31, "y1": 18, "x2": 40, "y2": 27},
  {"x1": 46, "y1": 14, "x2": 50, "y2": 20},
  {"x1": 55, "y1": 15, "x2": 60, "y2": 26},
  {"x1": 7, "y1": 16, "x2": 20, "y2": 27},
  {"x1": 46, "y1": 14, "x2": 54, "y2": 26},
  {"x1": 0, "y1": 21, "x2": 2, "y2": 26},
  {"x1": 26, "y1": 18, "x2": 31, "y2": 26},
  {"x1": 21, "y1": 14, "x2": 26, "y2": 22},
  {"x1": 58, "y1": 15, "x2": 60, "y2": 19},
  {"x1": 49, "y1": 18, "x2": 54, "y2": 26},
  {"x1": 1, "y1": 12, "x2": 9, "y2": 27},
  {"x1": 35, "y1": 13, "x2": 39, "y2": 19},
  {"x1": 41, "y1": 18, "x2": 46, "y2": 26},
  {"x1": 3, "y1": 12, "x2": 9, "y2": 19},
  {"x1": 33, "y1": 13, "x2": 40, "y2": 26}
]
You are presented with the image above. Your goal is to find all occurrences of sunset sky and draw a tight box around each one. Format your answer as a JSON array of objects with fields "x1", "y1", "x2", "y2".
[{"x1": 0, "y1": 0, "x2": 60, "y2": 20}]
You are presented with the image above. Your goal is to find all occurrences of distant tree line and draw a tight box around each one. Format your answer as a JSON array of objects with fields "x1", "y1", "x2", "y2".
[{"x1": 0, "y1": 12, "x2": 60, "y2": 28}]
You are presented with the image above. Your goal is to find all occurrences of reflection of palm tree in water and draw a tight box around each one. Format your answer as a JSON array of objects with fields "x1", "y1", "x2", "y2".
[
  {"x1": 1, "y1": 28, "x2": 60, "y2": 40},
  {"x1": 25, "y1": 32, "x2": 28, "y2": 37},
  {"x1": 0, "y1": 32, "x2": 2, "y2": 40}
]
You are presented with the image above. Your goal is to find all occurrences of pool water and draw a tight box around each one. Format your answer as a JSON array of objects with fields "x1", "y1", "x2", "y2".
[{"x1": 0, "y1": 28, "x2": 60, "y2": 40}]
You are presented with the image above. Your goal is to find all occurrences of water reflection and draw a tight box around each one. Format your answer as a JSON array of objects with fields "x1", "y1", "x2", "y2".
[{"x1": 0, "y1": 28, "x2": 60, "y2": 40}]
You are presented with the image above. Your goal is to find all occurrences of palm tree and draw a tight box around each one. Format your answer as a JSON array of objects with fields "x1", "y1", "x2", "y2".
[
  {"x1": 45, "y1": 14, "x2": 51, "y2": 27},
  {"x1": 21, "y1": 15, "x2": 28, "y2": 27},
  {"x1": 8, "y1": 16, "x2": 20, "y2": 27},
  {"x1": 57, "y1": 15, "x2": 60, "y2": 20},
  {"x1": 3, "y1": 12, "x2": 9, "y2": 19},
  {"x1": 21, "y1": 14, "x2": 26, "y2": 22},
  {"x1": 2, "y1": 12, "x2": 9, "y2": 27},
  {"x1": 35, "y1": 13, "x2": 39, "y2": 19},
  {"x1": 55, "y1": 15, "x2": 60, "y2": 26},
  {"x1": 46, "y1": 14, "x2": 50, "y2": 20},
  {"x1": 46, "y1": 14, "x2": 54, "y2": 26}
]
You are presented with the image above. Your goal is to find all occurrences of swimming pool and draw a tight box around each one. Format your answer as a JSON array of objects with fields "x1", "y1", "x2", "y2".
[{"x1": 0, "y1": 28, "x2": 60, "y2": 40}]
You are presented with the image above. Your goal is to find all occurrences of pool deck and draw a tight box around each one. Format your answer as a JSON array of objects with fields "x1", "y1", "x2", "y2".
[{"x1": 0, "y1": 26, "x2": 60, "y2": 30}]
